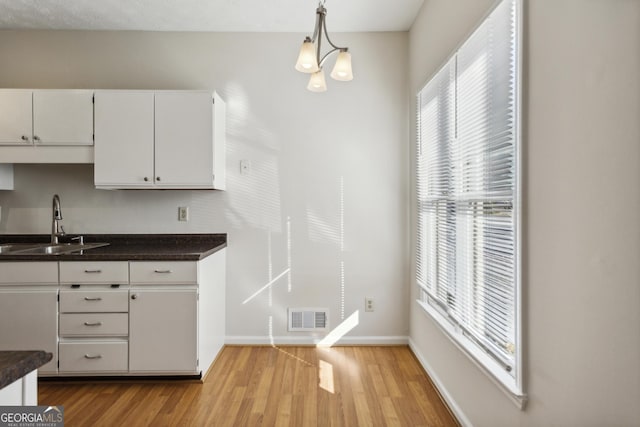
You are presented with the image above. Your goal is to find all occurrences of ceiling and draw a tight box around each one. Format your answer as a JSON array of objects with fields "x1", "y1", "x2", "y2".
[{"x1": 0, "y1": 0, "x2": 425, "y2": 33}]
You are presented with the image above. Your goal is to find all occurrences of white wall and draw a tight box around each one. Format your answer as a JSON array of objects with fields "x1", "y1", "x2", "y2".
[
  {"x1": 409, "y1": 0, "x2": 640, "y2": 426},
  {"x1": 0, "y1": 30, "x2": 410, "y2": 342}
]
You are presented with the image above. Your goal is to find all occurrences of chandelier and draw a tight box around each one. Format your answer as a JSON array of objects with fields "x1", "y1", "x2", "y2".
[{"x1": 294, "y1": 1, "x2": 353, "y2": 92}]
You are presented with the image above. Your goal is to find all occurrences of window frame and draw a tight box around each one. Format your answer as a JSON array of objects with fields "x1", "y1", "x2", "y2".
[{"x1": 414, "y1": 0, "x2": 525, "y2": 407}]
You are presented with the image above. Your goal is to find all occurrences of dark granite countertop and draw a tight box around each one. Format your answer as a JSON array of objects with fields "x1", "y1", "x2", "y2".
[
  {"x1": 0, "y1": 351, "x2": 52, "y2": 389},
  {"x1": 0, "y1": 234, "x2": 227, "y2": 261}
]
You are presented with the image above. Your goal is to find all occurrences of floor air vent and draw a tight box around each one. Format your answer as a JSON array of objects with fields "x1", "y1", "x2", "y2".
[{"x1": 288, "y1": 308, "x2": 329, "y2": 331}]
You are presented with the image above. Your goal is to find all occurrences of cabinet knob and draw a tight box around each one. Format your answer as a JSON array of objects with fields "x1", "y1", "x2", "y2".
[
  {"x1": 131, "y1": 294, "x2": 138, "y2": 300},
  {"x1": 156, "y1": 176, "x2": 161, "y2": 181},
  {"x1": 20, "y1": 135, "x2": 29, "y2": 142},
  {"x1": 33, "y1": 135, "x2": 40, "y2": 143},
  {"x1": 143, "y1": 177, "x2": 149, "y2": 182}
]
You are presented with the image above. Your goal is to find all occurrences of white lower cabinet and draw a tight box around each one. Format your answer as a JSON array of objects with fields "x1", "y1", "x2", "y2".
[
  {"x1": 129, "y1": 288, "x2": 198, "y2": 373},
  {"x1": 59, "y1": 289, "x2": 129, "y2": 313},
  {"x1": 0, "y1": 290, "x2": 58, "y2": 374},
  {"x1": 0, "y1": 248, "x2": 226, "y2": 378},
  {"x1": 0, "y1": 262, "x2": 59, "y2": 374},
  {"x1": 58, "y1": 261, "x2": 129, "y2": 375},
  {"x1": 59, "y1": 313, "x2": 128, "y2": 337},
  {"x1": 128, "y1": 252, "x2": 226, "y2": 377},
  {"x1": 58, "y1": 341, "x2": 128, "y2": 372}
]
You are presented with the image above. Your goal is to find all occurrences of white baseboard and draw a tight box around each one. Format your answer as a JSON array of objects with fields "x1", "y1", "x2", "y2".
[
  {"x1": 408, "y1": 337, "x2": 472, "y2": 427},
  {"x1": 225, "y1": 335, "x2": 409, "y2": 346}
]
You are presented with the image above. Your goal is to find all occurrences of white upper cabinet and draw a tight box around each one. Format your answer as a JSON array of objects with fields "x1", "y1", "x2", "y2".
[
  {"x1": 154, "y1": 92, "x2": 213, "y2": 187},
  {"x1": 32, "y1": 90, "x2": 94, "y2": 145},
  {"x1": 0, "y1": 89, "x2": 93, "y2": 146},
  {"x1": 94, "y1": 90, "x2": 226, "y2": 190},
  {"x1": 0, "y1": 90, "x2": 32, "y2": 145},
  {"x1": 94, "y1": 91, "x2": 155, "y2": 187}
]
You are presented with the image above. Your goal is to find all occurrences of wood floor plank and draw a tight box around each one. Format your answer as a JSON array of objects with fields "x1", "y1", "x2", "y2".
[
  {"x1": 39, "y1": 346, "x2": 458, "y2": 427},
  {"x1": 381, "y1": 396, "x2": 403, "y2": 427},
  {"x1": 274, "y1": 393, "x2": 292, "y2": 427}
]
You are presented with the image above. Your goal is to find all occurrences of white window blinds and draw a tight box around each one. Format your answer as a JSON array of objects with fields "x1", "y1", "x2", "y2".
[{"x1": 416, "y1": 0, "x2": 522, "y2": 398}]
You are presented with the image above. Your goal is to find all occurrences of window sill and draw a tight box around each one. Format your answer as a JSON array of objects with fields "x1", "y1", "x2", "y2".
[{"x1": 416, "y1": 299, "x2": 527, "y2": 410}]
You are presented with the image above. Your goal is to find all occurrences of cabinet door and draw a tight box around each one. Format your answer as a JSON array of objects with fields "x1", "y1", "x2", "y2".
[
  {"x1": 94, "y1": 91, "x2": 155, "y2": 187},
  {"x1": 0, "y1": 289, "x2": 58, "y2": 374},
  {"x1": 32, "y1": 90, "x2": 94, "y2": 145},
  {"x1": 129, "y1": 288, "x2": 197, "y2": 373},
  {"x1": 154, "y1": 92, "x2": 214, "y2": 187},
  {"x1": 0, "y1": 89, "x2": 32, "y2": 145}
]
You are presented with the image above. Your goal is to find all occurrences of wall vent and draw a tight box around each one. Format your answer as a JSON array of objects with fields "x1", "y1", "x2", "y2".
[{"x1": 288, "y1": 308, "x2": 329, "y2": 331}]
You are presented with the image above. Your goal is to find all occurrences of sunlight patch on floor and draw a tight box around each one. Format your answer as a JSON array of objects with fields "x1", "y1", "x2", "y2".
[{"x1": 318, "y1": 360, "x2": 335, "y2": 393}]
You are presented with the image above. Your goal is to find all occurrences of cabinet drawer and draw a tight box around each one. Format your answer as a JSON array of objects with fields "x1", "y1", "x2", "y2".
[
  {"x1": 0, "y1": 262, "x2": 58, "y2": 284},
  {"x1": 60, "y1": 313, "x2": 128, "y2": 337},
  {"x1": 130, "y1": 261, "x2": 197, "y2": 284},
  {"x1": 60, "y1": 261, "x2": 129, "y2": 284},
  {"x1": 59, "y1": 342, "x2": 128, "y2": 372},
  {"x1": 60, "y1": 289, "x2": 128, "y2": 313}
]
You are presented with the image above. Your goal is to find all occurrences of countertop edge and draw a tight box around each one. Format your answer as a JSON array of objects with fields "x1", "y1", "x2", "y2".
[
  {"x1": 0, "y1": 351, "x2": 53, "y2": 389},
  {"x1": 0, "y1": 234, "x2": 227, "y2": 261}
]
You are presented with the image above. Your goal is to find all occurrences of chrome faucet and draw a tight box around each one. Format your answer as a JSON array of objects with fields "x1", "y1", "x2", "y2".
[{"x1": 51, "y1": 194, "x2": 65, "y2": 244}]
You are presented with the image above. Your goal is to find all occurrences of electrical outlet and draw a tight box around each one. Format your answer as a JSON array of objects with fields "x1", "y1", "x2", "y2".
[
  {"x1": 365, "y1": 297, "x2": 374, "y2": 312},
  {"x1": 178, "y1": 206, "x2": 189, "y2": 222}
]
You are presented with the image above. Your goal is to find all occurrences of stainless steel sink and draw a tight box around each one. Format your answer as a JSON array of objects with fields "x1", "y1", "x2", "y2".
[
  {"x1": 0, "y1": 244, "x2": 39, "y2": 254},
  {"x1": 0, "y1": 243, "x2": 33, "y2": 254},
  {"x1": 0, "y1": 242, "x2": 110, "y2": 255}
]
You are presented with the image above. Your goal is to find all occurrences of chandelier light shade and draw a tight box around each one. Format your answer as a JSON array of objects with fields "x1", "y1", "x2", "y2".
[
  {"x1": 330, "y1": 51, "x2": 353, "y2": 81},
  {"x1": 295, "y1": 39, "x2": 320, "y2": 73},
  {"x1": 295, "y1": 1, "x2": 353, "y2": 92},
  {"x1": 307, "y1": 69, "x2": 327, "y2": 92}
]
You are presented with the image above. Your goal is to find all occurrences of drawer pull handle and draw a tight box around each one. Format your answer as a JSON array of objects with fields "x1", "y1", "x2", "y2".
[
  {"x1": 84, "y1": 321, "x2": 103, "y2": 326},
  {"x1": 84, "y1": 297, "x2": 103, "y2": 301},
  {"x1": 84, "y1": 269, "x2": 102, "y2": 273},
  {"x1": 154, "y1": 270, "x2": 172, "y2": 274},
  {"x1": 84, "y1": 354, "x2": 102, "y2": 360}
]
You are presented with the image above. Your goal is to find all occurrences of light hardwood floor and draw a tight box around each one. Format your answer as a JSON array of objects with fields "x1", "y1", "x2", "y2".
[{"x1": 39, "y1": 346, "x2": 458, "y2": 426}]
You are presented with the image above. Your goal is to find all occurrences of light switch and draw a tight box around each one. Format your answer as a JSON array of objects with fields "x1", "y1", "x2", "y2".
[{"x1": 240, "y1": 159, "x2": 252, "y2": 176}]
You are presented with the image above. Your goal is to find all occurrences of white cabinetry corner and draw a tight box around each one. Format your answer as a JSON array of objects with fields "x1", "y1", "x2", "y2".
[
  {"x1": 94, "y1": 90, "x2": 226, "y2": 190},
  {"x1": 197, "y1": 247, "x2": 226, "y2": 373},
  {"x1": 129, "y1": 250, "x2": 226, "y2": 376}
]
